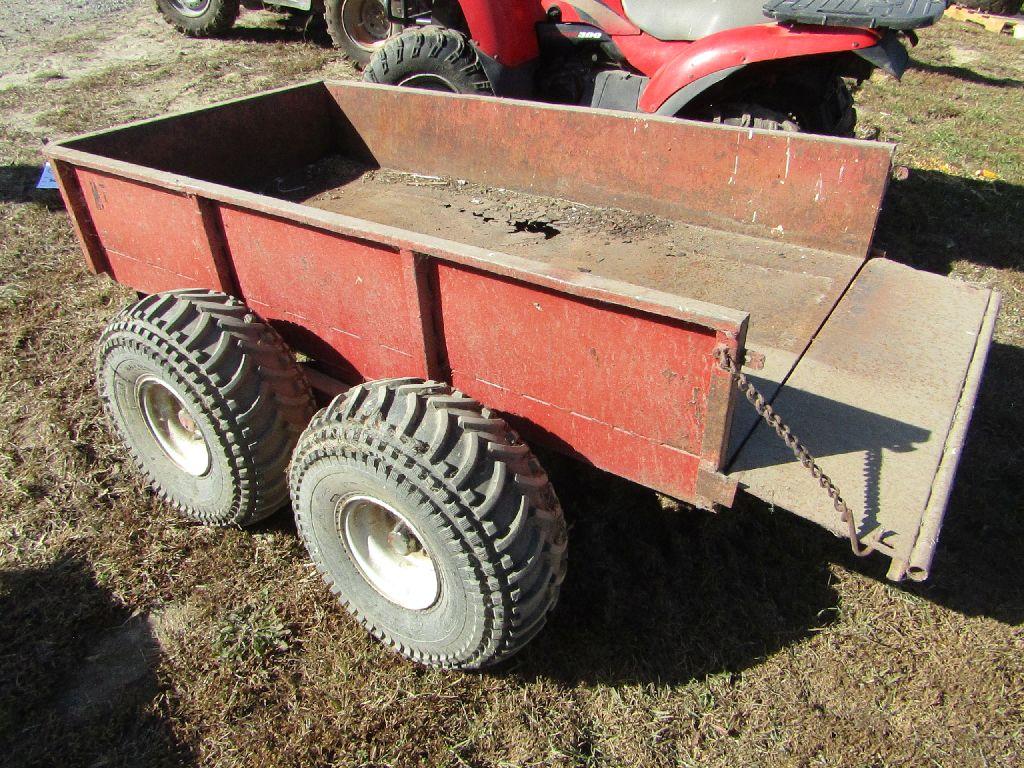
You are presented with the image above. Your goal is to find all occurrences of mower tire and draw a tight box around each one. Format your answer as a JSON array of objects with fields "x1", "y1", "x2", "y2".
[
  {"x1": 97, "y1": 290, "x2": 315, "y2": 526},
  {"x1": 363, "y1": 27, "x2": 493, "y2": 94}
]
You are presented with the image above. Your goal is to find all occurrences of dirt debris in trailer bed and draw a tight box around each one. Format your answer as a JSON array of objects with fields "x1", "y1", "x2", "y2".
[
  {"x1": 273, "y1": 155, "x2": 673, "y2": 242},
  {"x1": 1, "y1": 4, "x2": 1023, "y2": 768}
]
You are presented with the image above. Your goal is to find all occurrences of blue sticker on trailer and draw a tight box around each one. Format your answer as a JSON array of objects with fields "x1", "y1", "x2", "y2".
[{"x1": 37, "y1": 162, "x2": 58, "y2": 190}]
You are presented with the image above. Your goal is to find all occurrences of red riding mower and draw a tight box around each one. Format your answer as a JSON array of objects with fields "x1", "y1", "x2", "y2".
[{"x1": 363, "y1": 0, "x2": 948, "y2": 135}]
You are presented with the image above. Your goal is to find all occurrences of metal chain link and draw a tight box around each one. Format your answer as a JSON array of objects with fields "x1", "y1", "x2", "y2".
[{"x1": 715, "y1": 347, "x2": 875, "y2": 558}]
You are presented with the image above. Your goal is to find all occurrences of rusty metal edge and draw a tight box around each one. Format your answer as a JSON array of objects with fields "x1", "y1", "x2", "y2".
[
  {"x1": 42, "y1": 143, "x2": 749, "y2": 336},
  {"x1": 892, "y1": 287, "x2": 1001, "y2": 582},
  {"x1": 47, "y1": 76, "x2": 894, "y2": 161},
  {"x1": 695, "y1": 463, "x2": 739, "y2": 509},
  {"x1": 46, "y1": 80, "x2": 329, "y2": 148},
  {"x1": 702, "y1": 325, "x2": 749, "y2": 471},
  {"x1": 50, "y1": 160, "x2": 110, "y2": 275}
]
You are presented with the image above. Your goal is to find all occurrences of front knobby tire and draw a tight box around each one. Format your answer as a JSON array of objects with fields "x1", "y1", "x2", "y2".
[
  {"x1": 155, "y1": 0, "x2": 240, "y2": 37},
  {"x1": 97, "y1": 290, "x2": 315, "y2": 526},
  {"x1": 363, "y1": 27, "x2": 493, "y2": 94},
  {"x1": 289, "y1": 379, "x2": 567, "y2": 669}
]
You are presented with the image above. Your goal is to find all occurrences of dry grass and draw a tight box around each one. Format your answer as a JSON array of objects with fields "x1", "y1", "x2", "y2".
[{"x1": 1, "y1": 8, "x2": 1022, "y2": 768}]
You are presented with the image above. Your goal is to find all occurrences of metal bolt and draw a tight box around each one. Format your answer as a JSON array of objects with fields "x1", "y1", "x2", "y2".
[{"x1": 387, "y1": 523, "x2": 421, "y2": 556}]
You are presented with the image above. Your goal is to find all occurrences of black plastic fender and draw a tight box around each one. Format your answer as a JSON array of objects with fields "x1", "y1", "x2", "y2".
[{"x1": 854, "y1": 29, "x2": 911, "y2": 79}]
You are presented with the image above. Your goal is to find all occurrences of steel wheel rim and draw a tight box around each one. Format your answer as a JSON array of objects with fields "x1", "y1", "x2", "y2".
[
  {"x1": 341, "y1": 0, "x2": 393, "y2": 50},
  {"x1": 339, "y1": 494, "x2": 440, "y2": 611},
  {"x1": 137, "y1": 375, "x2": 211, "y2": 476},
  {"x1": 397, "y1": 73, "x2": 459, "y2": 92},
  {"x1": 168, "y1": 0, "x2": 211, "y2": 17}
]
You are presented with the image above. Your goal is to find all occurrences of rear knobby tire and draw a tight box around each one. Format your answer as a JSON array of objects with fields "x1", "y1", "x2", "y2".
[
  {"x1": 289, "y1": 379, "x2": 567, "y2": 669},
  {"x1": 363, "y1": 27, "x2": 493, "y2": 94},
  {"x1": 97, "y1": 290, "x2": 315, "y2": 526},
  {"x1": 708, "y1": 103, "x2": 802, "y2": 132},
  {"x1": 688, "y1": 75, "x2": 856, "y2": 137},
  {"x1": 808, "y1": 77, "x2": 857, "y2": 138},
  {"x1": 155, "y1": 0, "x2": 240, "y2": 37}
]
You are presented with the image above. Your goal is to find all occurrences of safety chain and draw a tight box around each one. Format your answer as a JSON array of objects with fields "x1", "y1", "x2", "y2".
[{"x1": 715, "y1": 347, "x2": 875, "y2": 558}]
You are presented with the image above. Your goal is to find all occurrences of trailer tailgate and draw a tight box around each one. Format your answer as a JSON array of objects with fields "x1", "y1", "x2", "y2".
[{"x1": 729, "y1": 258, "x2": 998, "y2": 580}]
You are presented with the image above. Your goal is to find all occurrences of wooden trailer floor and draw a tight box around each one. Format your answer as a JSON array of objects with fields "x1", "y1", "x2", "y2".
[{"x1": 286, "y1": 156, "x2": 864, "y2": 451}]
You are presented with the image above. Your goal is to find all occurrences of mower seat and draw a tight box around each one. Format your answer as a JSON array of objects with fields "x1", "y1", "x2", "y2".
[{"x1": 621, "y1": 0, "x2": 770, "y2": 41}]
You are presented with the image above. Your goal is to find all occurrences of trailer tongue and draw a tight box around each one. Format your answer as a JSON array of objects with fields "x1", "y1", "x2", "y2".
[{"x1": 45, "y1": 81, "x2": 997, "y2": 667}]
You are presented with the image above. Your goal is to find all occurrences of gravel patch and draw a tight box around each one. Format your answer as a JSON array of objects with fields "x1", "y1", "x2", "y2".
[{"x1": 0, "y1": 0, "x2": 142, "y2": 48}]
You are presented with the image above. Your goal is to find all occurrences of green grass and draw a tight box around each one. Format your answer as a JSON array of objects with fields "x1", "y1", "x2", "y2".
[{"x1": 0, "y1": 10, "x2": 1022, "y2": 768}]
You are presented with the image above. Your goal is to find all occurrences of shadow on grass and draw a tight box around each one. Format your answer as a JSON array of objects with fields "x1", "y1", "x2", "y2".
[
  {"x1": 224, "y1": 14, "x2": 330, "y2": 46},
  {"x1": 0, "y1": 164, "x2": 51, "y2": 204},
  {"x1": 908, "y1": 57, "x2": 1024, "y2": 89},
  {"x1": 513, "y1": 453, "x2": 841, "y2": 686},
  {"x1": 0, "y1": 556, "x2": 193, "y2": 767},
  {"x1": 905, "y1": 341, "x2": 1024, "y2": 625},
  {"x1": 876, "y1": 169, "x2": 1024, "y2": 274}
]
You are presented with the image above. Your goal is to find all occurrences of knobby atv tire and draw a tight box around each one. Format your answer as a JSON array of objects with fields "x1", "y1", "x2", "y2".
[
  {"x1": 692, "y1": 76, "x2": 856, "y2": 137},
  {"x1": 806, "y1": 77, "x2": 857, "y2": 138},
  {"x1": 156, "y1": 0, "x2": 239, "y2": 38},
  {"x1": 289, "y1": 379, "x2": 567, "y2": 669},
  {"x1": 363, "y1": 27, "x2": 493, "y2": 94},
  {"x1": 97, "y1": 290, "x2": 315, "y2": 526},
  {"x1": 709, "y1": 103, "x2": 802, "y2": 132}
]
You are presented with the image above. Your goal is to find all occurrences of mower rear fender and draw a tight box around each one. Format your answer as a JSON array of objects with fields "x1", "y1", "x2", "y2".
[{"x1": 638, "y1": 23, "x2": 883, "y2": 115}]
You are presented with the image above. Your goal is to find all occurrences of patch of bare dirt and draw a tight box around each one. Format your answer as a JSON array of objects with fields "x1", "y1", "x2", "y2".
[
  {"x1": 0, "y1": 0, "x2": 139, "y2": 49},
  {"x1": 0, "y1": 3, "x2": 353, "y2": 138}
]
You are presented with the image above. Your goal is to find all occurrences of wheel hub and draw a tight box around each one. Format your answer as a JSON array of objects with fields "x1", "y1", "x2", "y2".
[
  {"x1": 360, "y1": 2, "x2": 390, "y2": 38},
  {"x1": 137, "y1": 375, "x2": 211, "y2": 477},
  {"x1": 386, "y1": 521, "x2": 422, "y2": 556},
  {"x1": 339, "y1": 494, "x2": 439, "y2": 611},
  {"x1": 342, "y1": 0, "x2": 392, "y2": 48},
  {"x1": 169, "y1": 0, "x2": 212, "y2": 17}
]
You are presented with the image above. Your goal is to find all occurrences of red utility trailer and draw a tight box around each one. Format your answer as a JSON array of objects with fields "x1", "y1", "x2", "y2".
[{"x1": 45, "y1": 81, "x2": 998, "y2": 669}]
